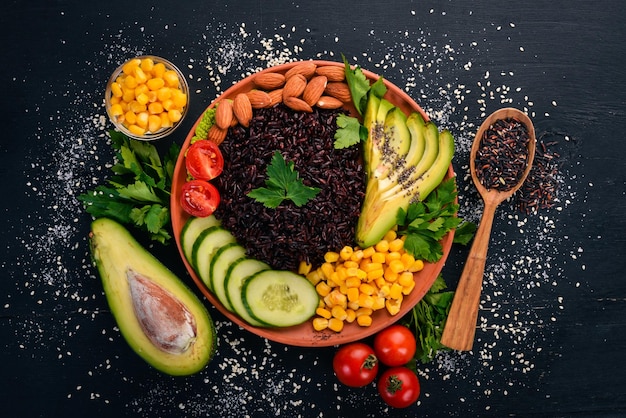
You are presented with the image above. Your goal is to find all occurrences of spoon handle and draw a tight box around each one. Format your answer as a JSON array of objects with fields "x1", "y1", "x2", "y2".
[{"x1": 440, "y1": 200, "x2": 497, "y2": 351}]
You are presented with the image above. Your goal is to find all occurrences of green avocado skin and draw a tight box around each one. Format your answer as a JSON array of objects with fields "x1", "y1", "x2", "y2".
[{"x1": 89, "y1": 217, "x2": 216, "y2": 376}]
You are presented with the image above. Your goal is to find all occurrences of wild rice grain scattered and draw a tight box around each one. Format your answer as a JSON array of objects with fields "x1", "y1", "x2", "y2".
[
  {"x1": 516, "y1": 134, "x2": 562, "y2": 214},
  {"x1": 214, "y1": 104, "x2": 365, "y2": 271}
]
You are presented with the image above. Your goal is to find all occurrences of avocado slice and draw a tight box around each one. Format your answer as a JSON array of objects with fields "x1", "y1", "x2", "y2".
[
  {"x1": 410, "y1": 121, "x2": 441, "y2": 182},
  {"x1": 356, "y1": 121, "x2": 455, "y2": 248},
  {"x1": 403, "y1": 112, "x2": 427, "y2": 169},
  {"x1": 89, "y1": 218, "x2": 216, "y2": 376},
  {"x1": 362, "y1": 93, "x2": 381, "y2": 174},
  {"x1": 355, "y1": 189, "x2": 403, "y2": 248},
  {"x1": 365, "y1": 97, "x2": 395, "y2": 179},
  {"x1": 370, "y1": 107, "x2": 411, "y2": 180},
  {"x1": 379, "y1": 127, "x2": 455, "y2": 202},
  {"x1": 362, "y1": 93, "x2": 381, "y2": 144},
  {"x1": 377, "y1": 118, "x2": 439, "y2": 194},
  {"x1": 414, "y1": 129, "x2": 455, "y2": 200}
]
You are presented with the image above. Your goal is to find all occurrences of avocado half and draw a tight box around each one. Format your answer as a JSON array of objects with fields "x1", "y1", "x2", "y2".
[{"x1": 89, "y1": 218, "x2": 216, "y2": 376}]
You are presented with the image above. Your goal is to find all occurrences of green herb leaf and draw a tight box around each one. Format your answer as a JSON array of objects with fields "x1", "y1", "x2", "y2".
[
  {"x1": 342, "y1": 54, "x2": 371, "y2": 115},
  {"x1": 427, "y1": 275, "x2": 448, "y2": 294},
  {"x1": 334, "y1": 114, "x2": 367, "y2": 149},
  {"x1": 335, "y1": 57, "x2": 387, "y2": 148},
  {"x1": 397, "y1": 180, "x2": 477, "y2": 363},
  {"x1": 453, "y1": 221, "x2": 478, "y2": 245},
  {"x1": 129, "y1": 204, "x2": 171, "y2": 244},
  {"x1": 396, "y1": 178, "x2": 463, "y2": 263},
  {"x1": 265, "y1": 152, "x2": 298, "y2": 188},
  {"x1": 78, "y1": 130, "x2": 180, "y2": 244},
  {"x1": 401, "y1": 275, "x2": 455, "y2": 364},
  {"x1": 287, "y1": 184, "x2": 322, "y2": 207},
  {"x1": 80, "y1": 187, "x2": 135, "y2": 224},
  {"x1": 247, "y1": 186, "x2": 289, "y2": 209},
  {"x1": 247, "y1": 151, "x2": 320, "y2": 208},
  {"x1": 369, "y1": 76, "x2": 387, "y2": 100},
  {"x1": 116, "y1": 180, "x2": 161, "y2": 203}
]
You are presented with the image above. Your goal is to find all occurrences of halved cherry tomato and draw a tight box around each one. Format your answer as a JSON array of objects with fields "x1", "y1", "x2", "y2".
[
  {"x1": 373, "y1": 324, "x2": 416, "y2": 367},
  {"x1": 332, "y1": 342, "x2": 379, "y2": 387},
  {"x1": 377, "y1": 366, "x2": 420, "y2": 408},
  {"x1": 185, "y1": 140, "x2": 224, "y2": 181},
  {"x1": 180, "y1": 179, "x2": 220, "y2": 217}
]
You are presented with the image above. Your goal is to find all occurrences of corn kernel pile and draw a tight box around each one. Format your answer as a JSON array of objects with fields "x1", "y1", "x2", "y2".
[
  {"x1": 107, "y1": 57, "x2": 187, "y2": 137},
  {"x1": 301, "y1": 230, "x2": 424, "y2": 333}
]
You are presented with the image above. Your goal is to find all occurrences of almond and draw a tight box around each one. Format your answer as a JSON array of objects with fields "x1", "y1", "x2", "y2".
[
  {"x1": 282, "y1": 74, "x2": 307, "y2": 99},
  {"x1": 207, "y1": 124, "x2": 227, "y2": 145},
  {"x1": 254, "y1": 72, "x2": 286, "y2": 90},
  {"x1": 324, "y1": 82, "x2": 352, "y2": 103},
  {"x1": 285, "y1": 61, "x2": 317, "y2": 80},
  {"x1": 267, "y1": 88, "x2": 284, "y2": 106},
  {"x1": 284, "y1": 96, "x2": 313, "y2": 113},
  {"x1": 302, "y1": 75, "x2": 327, "y2": 106},
  {"x1": 316, "y1": 95, "x2": 344, "y2": 109},
  {"x1": 214, "y1": 99, "x2": 234, "y2": 130},
  {"x1": 315, "y1": 65, "x2": 346, "y2": 81},
  {"x1": 233, "y1": 93, "x2": 253, "y2": 127},
  {"x1": 246, "y1": 89, "x2": 272, "y2": 108}
]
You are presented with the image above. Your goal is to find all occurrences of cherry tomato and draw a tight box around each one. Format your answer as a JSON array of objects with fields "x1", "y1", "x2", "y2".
[
  {"x1": 332, "y1": 342, "x2": 379, "y2": 387},
  {"x1": 377, "y1": 366, "x2": 420, "y2": 408},
  {"x1": 373, "y1": 324, "x2": 416, "y2": 367},
  {"x1": 180, "y1": 179, "x2": 220, "y2": 217},
  {"x1": 185, "y1": 140, "x2": 224, "y2": 181}
]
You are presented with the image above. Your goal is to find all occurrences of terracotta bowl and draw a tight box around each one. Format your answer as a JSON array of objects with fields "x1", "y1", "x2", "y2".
[{"x1": 170, "y1": 60, "x2": 455, "y2": 347}]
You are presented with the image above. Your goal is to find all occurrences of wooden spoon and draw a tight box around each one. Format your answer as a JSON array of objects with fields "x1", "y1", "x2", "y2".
[{"x1": 440, "y1": 108, "x2": 536, "y2": 351}]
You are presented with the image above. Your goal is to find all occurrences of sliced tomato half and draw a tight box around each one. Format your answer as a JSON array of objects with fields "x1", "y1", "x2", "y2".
[
  {"x1": 180, "y1": 179, "x2": 220, "y2": 218},
  {"x1": 185, "y1": 140, "x2": 224, "y2": 181}
]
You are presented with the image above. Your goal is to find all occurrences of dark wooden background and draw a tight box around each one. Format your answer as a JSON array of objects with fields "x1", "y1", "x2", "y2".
[{"x1": 2, "y1": 1, "x2": 625, "y2": 417}]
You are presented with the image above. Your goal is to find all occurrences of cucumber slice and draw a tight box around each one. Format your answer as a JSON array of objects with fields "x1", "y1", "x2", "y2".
[
  {"x1": 209, "y1": 242, "x2": 246, "y2": 312},
  {"x1": 224, "y1": 258, "x2": 270, "y2": 326},
  {"x1": 242, "y1": 270, "x2": 319, "y2": 327},
  {"x1": 180, "y1": 215, "x2": 221, "y2": 268},
  {"x1": 193, "y1": 227, "x2": 236, "y2": 290}
]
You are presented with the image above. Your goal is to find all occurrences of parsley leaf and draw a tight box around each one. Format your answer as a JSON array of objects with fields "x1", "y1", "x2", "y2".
[
  {"x1": 78, "y1": 130, "x2": 179, "y2": 244},
  {"x1": 396, "y1": 179, "x2": 477, "y2": 362},
  {"x1": 397, "y1": 178, "x2": 463, "y2": 263},
  {"x1": 115, "y1": 180, "x2": 162, "y2": 202},
  {"x1": 334, "y1": 57, "x2": 387, "y2": 149},
  {"x1": 369, "y1": 76, "x2": 387, "y2": 100},
  {"x1": 453, "y1": 221, "x2": 477, "y2": 245},
  {"x1": 247, "y1": 187, "x2": 288, "y2": 209},
  {"x1": 342, "y1": 54, "x2": 371, "y2": 115},
  {"x1": 247, "y1": 151, "x2": 320, "y2": 208},
  {"x1": 333, "y1": 114, "x2": 368, "y2": 149},
  {"x1": 400, "y1": 215, "x2": 477, "y2": 364},
  {"x1": 130, "y1": 204, "x2": 171, "y2": 242},
  {"x1": 402, "y1": 275, "x2": 455, "y2": 363}
]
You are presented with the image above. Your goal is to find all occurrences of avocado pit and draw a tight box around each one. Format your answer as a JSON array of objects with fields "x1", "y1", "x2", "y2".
[{"x1": 127, "y1": 269, "x2": 197, "y2": 355}]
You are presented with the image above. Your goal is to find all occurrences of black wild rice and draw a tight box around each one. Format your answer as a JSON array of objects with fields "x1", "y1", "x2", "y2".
[
  {"x1": 213, "y1": 104, "x2": 365, "y2": 271},
  {"x1": 474, "y1": 118, "x2": 531, "y2": 191},
  {"x1": 516, "y1": 134, "x2": 561, "y2": 214}
]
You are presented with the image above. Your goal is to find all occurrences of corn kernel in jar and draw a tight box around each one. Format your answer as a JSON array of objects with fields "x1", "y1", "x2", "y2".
[{"x1": 107, "y1": 56, "x2": 187, "y2": 137}]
